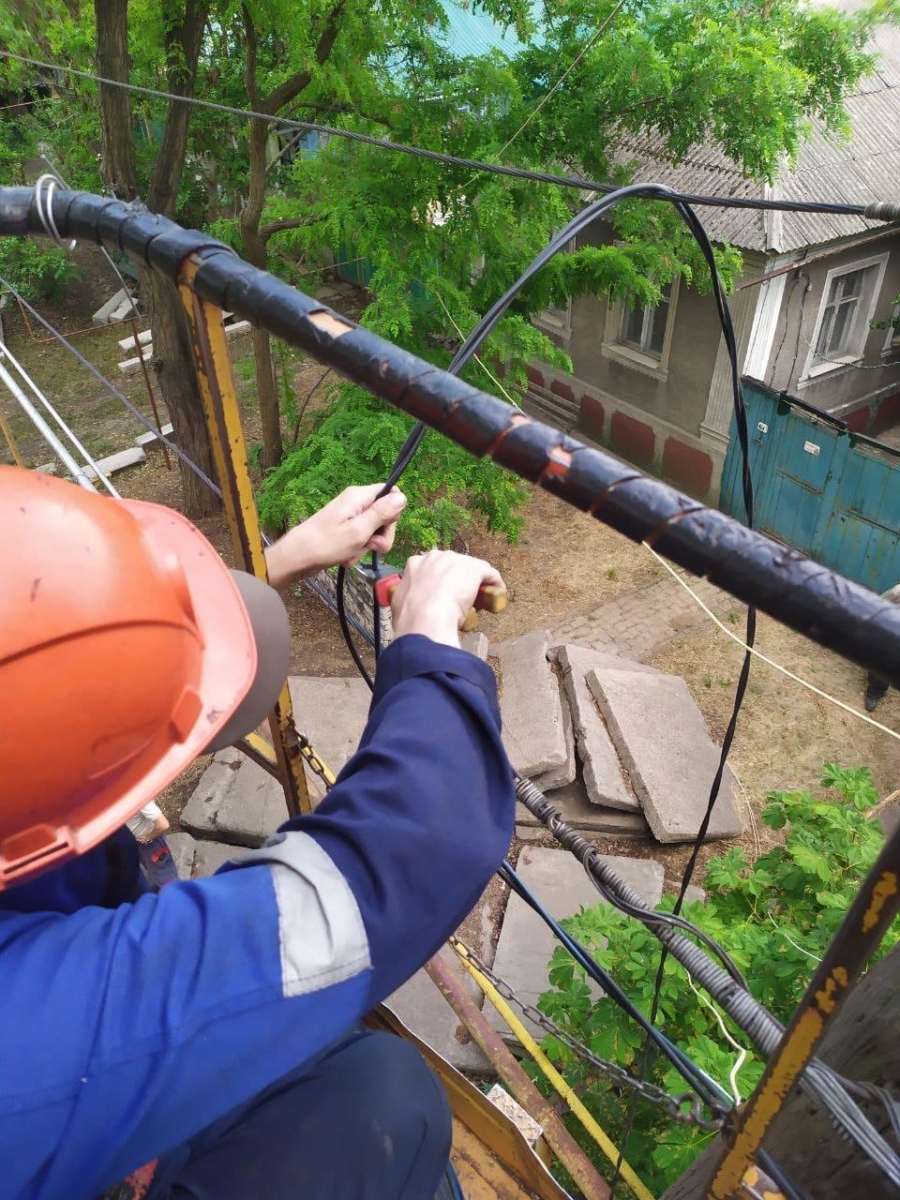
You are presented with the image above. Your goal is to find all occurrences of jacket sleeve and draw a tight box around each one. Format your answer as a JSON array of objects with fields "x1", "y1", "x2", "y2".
[
  {"x1": 226, "y1": 633, "x2": 516, "y2": 1006},
  {"x1": 0, "y1": 635, "x2": 514, "y2": 1200}
]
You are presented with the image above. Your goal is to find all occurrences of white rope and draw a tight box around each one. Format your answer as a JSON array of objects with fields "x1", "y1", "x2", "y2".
[
  {"x1": 642, "y1": 542, "x2": 900, "y2": 744},
  {"x1": 686, "y1": 975, "x2": 748, "y2": 1105}
]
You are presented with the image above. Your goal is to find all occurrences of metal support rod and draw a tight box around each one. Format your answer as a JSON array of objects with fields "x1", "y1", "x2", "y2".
[
  {"x1": 708, "y1": 823, "x2": 900, "y2": 1197},
  {"x1": 0, "y1": 357, "x2": 99, "y2": 491},
  {"x1": 127, "y1": 314, "x2": 172, "y2": 470},
  {"x1": 0, "y1": 341, "x2": 118, "y2": 495},
  {"x1": 177, "y1": 256, "x2": 311, "y2": 817},
  {"x1": 424, "y1": 954, "x2": 612, "y2": 1200}
]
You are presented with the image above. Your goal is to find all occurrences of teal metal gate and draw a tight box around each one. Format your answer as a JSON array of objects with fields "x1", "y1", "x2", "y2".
[{"x1": 721, "y1": 382, "x2": 900, "y2": 593}]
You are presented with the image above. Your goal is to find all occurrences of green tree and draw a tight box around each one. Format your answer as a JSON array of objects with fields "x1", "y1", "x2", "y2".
[{"x1": 535, "y1": 765, "x2": 900, "y2": 1194}]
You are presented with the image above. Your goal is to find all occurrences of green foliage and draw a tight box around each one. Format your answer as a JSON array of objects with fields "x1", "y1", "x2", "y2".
[
  {"x1": 257, "y1": 385, "x2": 525, "y2": 554},
  {"x1": 0, "y1": 237, "x2": 81, "y2": 302},
  {"x1": 536, "y1": 765, "x2": 900, "y2": 1194}
]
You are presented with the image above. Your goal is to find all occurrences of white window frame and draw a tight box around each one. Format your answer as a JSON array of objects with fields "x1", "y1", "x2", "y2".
[
  {"x1": 800, "y1": 253, "x2": 889, "y2": 382},
  {"x1": 881, "y1": 299, "x2": 900, "y2": 357},
  {"x1": 535, "y1": 296, "x2": 572, "y2": 339},
  {"x1": 601, "y1": 277, "x2": 680, "y2": 382}
]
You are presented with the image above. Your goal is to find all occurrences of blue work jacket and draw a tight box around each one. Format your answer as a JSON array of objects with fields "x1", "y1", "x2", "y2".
[{"x1": 0, "y1": 636, "x2": 515, "y2": 1200}]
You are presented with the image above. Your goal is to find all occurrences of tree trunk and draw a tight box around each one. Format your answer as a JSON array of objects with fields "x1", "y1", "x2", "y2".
[
  {"x1": 95, "y1": 0, "x2": 138, "y2": 200},
  {"x1": 661, "y1": 944, "x2": 900, "y2": 1200},
  {"x1": 95, "y1": 0, "x2": 218, "y2": 518},
  {"x1": 240, "y1": 120, "x2": 282, "y2": 470},
  {"x1": 143, "y1": 269, "x2": 220, "y2": 517},
  {"x1": 238, "y1": 1, "x2": 346, "y2": 471}
]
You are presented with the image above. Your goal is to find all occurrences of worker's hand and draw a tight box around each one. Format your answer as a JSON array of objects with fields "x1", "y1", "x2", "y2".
[
  {"x1": 391, "y1": 549, "x2": 506, "y2": 648},
  {"x1": 265, "y1": 484, "x2": 407, "y2": 589}
]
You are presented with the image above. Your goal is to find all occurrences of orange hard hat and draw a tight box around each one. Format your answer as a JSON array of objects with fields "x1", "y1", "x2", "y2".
[{"x1": 0, "y1": 466, "x2": 258, "y2": 890}]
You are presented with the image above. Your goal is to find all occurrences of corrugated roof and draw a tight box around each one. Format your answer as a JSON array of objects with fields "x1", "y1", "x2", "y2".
[
  {"x1": 613, "y1": 3, "x2": 900, "y2": 252},
  {"x1": 437, "y1": 1, "x2": 527, "y2": 58}
]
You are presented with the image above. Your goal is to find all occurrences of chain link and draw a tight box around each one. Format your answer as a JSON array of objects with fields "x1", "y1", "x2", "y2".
[
  {"x1": 448, "y1": 936, "x2": 728, "y2": 1132},
  {"x1": 294, "y1": 730, "x2": 336, "y2": 789}
]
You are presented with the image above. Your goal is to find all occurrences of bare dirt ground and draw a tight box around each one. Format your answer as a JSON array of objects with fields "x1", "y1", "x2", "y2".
[{"x1": 5, "y1": 273, "x2": 898, "y2": 869}]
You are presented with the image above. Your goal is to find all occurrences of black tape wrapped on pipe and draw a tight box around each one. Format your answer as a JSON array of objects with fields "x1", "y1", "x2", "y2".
[{"x1": 3, "y1": 184, "x2": 899, "y2": 687}]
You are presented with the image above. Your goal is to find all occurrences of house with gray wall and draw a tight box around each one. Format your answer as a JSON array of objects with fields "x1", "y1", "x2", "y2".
[{"x1": 525, "y1": 8, "x2": 900, "y2": 507}]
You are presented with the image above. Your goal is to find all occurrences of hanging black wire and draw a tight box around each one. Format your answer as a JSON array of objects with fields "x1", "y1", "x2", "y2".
[{"x1": 4, "y1": 51, "x2": 900, "y2": 225}]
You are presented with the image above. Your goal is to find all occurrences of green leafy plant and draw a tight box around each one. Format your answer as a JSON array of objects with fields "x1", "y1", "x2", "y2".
[
  {"x1": 536, "y1": 765, "x2": 899, "y2": 1194},
  {"x1": 0, "y1": 237, "x2": 81, "y2": 302},
  {"x1": 257, "y1": 385, "x2": 525, "y2": 555}
]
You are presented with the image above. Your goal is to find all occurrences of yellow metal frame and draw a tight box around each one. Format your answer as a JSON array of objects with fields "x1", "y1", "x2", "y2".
[{"x1": 177, "y1": 256, "x2": 311, "y2": 816}]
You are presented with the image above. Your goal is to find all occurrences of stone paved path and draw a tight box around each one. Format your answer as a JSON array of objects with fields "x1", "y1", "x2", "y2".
[{"x1": 550, "y1": 574, "x2": 736, "y2": 662}]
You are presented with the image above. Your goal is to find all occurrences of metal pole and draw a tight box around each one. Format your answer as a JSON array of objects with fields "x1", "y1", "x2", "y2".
[
  {"x1": 0, "y1": 342, "x2": 118, "y2": 495},
  {"x1": 425, "y1": 954, "x2": 613, "y2": 1200},
  {"x1": 708, "y1": 823, "x2": 900, "y2": 1198},
  {"x1": 176, "y1": 255, "x2": 311, "y2": 817},
  {"x1": 127, "y1": 314, "x2": 172, "y2": 470},
  {"x1": 0, "y1": 357, "x2": 99, "y2": 491}
]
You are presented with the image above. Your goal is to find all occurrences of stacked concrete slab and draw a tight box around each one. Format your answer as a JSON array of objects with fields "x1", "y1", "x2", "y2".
[{"x1": 498, "y1": 630, "x2": 741, "y2": 845}]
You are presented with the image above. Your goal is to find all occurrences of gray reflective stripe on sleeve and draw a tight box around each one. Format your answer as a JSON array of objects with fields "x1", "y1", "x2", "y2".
[{"x1": 225, "y1": 831, "x2": 371, "y2": 998}]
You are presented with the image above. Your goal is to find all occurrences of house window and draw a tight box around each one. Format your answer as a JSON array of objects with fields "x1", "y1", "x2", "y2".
[
  {"x1": 802, "y1": 254, "x2": 889, "y2": 380},
  {"x1": 618, "y1": 284, "x2": 672, "y2": 359},
  {"x1": 602, "y1": 278, "x2": 679, "y2": 380}
]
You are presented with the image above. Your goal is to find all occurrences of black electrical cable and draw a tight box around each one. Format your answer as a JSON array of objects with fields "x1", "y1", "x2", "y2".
[
  {"x1": 5, "y1": 51, "x2": 900, "y2": 223},
  {"x1": 498, "y1": 862, "x2": 728, "y2": 1110},
  {"x1": 585, "y1": 871, "x2": 748, "y2": 988},
  {"x1": 336, "y1": 565, "x2": 374, "y2": 690}
]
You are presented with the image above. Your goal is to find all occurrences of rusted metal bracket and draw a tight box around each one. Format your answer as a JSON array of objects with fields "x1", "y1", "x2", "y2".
[{"x1": 425, "y1": 954, "x2": 612, "y2": 1200}]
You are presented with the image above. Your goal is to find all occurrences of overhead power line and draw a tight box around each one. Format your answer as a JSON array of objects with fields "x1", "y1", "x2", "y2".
[{"x1": 3, "y1": 50, "x2": 900, "y2": 223}]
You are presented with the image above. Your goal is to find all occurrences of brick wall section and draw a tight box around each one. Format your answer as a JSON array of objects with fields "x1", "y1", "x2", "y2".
[
  {"x1": 662, "y1": 437, "x2": 713, "y2": 495},
  {"x1": 609, "y1": 411, "x2": 655, "y2": 468},
  {"x1": 550, "y1": 378, "x2": 575, "y2": 402},
  {"x1": 580, "y1": 394, "x2": 605, "y2": 442},
  {"x1": 313, "y1": 564, "x2": 394, "y2": 646}
]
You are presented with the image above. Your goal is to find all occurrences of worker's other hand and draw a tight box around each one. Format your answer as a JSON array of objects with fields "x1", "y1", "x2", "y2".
[
  {"x1": 391, "y1": 549, "x2": 506, "y2": 648},
  {"x1": 265, "y1": 484, "x2": 407, "y2": 589}
]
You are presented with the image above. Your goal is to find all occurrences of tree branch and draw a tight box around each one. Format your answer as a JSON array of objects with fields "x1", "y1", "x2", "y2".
[
  {"x1": 259, "y1": 216, "x2": 309, "y2": 242},
  {"x1": 262, "y1": 0, "x2": 347, "y2": 115}
]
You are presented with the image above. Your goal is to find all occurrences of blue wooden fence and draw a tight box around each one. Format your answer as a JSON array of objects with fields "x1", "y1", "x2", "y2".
[{"x1": 721, "y1": 382, "x2": 900, "y2": 593}]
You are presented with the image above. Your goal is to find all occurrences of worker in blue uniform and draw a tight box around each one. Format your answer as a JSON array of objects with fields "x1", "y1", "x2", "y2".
[{"x1": 0, "y1": 466, "x2": 515, "y2": 1200}]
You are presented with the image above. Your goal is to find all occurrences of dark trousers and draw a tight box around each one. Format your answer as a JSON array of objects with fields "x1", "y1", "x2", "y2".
[{"x1": 146, "y1": 1029, "x2": 452, "y2": 1199}]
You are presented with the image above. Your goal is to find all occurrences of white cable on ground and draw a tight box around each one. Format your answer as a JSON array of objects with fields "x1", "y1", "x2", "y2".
[
  {"x1": 643, "y1": 542, "x2": 900, "y2": 744},
  {"x1": 686, "y1": 975, "x2": 747, "y2": 1106},
  {"x1": 0, "y1": 342, "x2": 119, "y2": 496}
]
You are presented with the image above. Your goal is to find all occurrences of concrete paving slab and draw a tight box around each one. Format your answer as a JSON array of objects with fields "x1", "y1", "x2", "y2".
[
  {"x1": 531, "y1": 673, "x2": 576, "y2": 792},
  {"x1": 550, "y1": 643, "x2": 661, "y2": 675},
  {"x1": 93, "y1": 287, "x2": 131, "y2": 325},
  {"x1": 136, "y1": 422, "x2": 174, "y2": 450},
  {"x1": 460, "y1": 631, "x2": 489, "y2": 661},
  {"x1": 387, "y1": 949, "x2": 493, "y2": 1074},
  {"x1": 492, "y1": 630, "x2": 567, "y2": 777},
  {"x1": 83, "y1": 446, "x2": 146, "y2": 479},
  {"x1": 557, "y1": 645, "x2": 639, "y2": 811},
  {"x1": 192, "y1": 839, "x2": 243, "y2": 878},
  {"x1": 288, "y1": 675, "x2": 372, "y2": 780},
  {"x1": 118, "y1": 328, "x2": 153, "y2": 352},
  {"x1": 388, "y1": 889, "x2": 496, "y2": 1075},
  {"x1": 486, "y1": 847, "x2": 663, "y2": 1040},
  {"x1": 588, "y1": 669, "x2": 742, "y2": 843},
  {"x1": 214, "y1": 758, "x2": 291, "y2": 846},
  {"x1": 515, "y1": 772, "x2": 650, "y2": 838},
  {"x1": 166, "y1": 832, "x2": 196, "y2": 879},
  {"x1": 179, "y1": 751, "x2": 244, "y2": 838}
]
